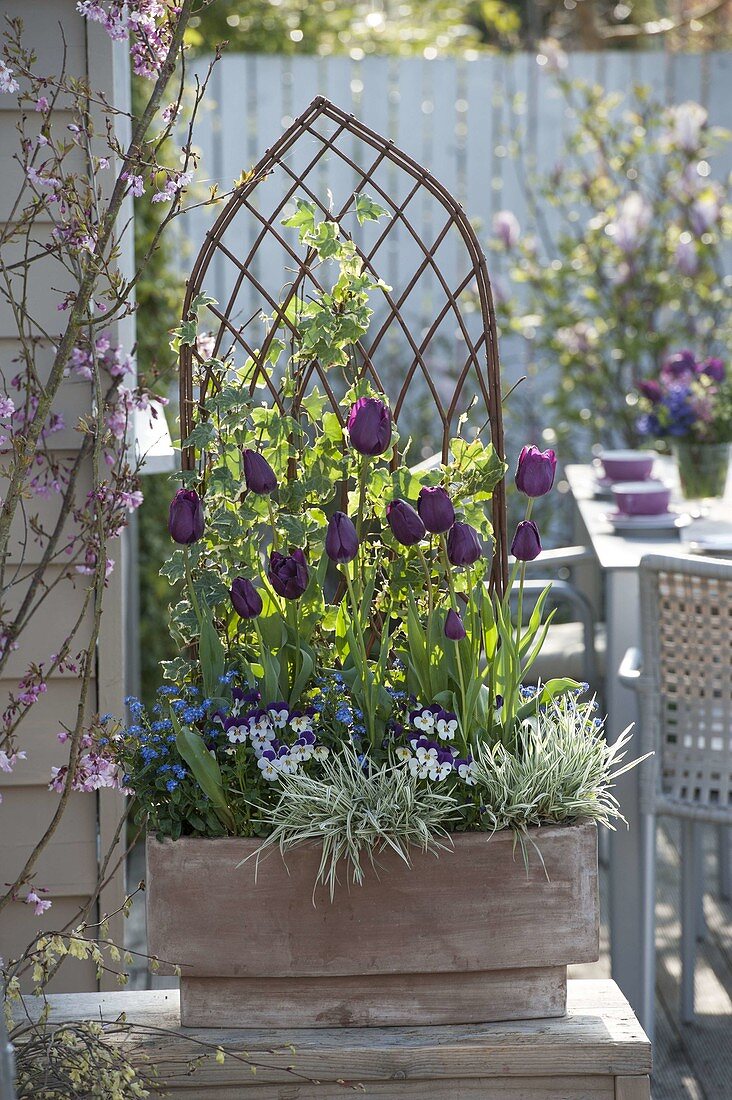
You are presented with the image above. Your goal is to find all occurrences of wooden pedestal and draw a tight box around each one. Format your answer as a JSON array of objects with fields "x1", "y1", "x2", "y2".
[{"x1": 29, "y1": 979, "x2": 651, "y2": 1098}]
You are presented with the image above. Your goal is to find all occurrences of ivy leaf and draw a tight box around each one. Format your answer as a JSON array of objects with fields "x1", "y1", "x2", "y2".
[
  {"x1": 281, "y1": 199, "x2": 316, "y2": 239},
  {"x1": 182, "y1": 421, "x2": 216, "y2": 450},
  {"x1": 354, "y1": 192, "x2": 390, "y2": 225}
]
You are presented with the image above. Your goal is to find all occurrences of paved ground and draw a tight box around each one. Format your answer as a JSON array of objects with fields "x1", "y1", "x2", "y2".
[{"x1": 126, "y1": 822, "x2": 732, "y2": 1099}]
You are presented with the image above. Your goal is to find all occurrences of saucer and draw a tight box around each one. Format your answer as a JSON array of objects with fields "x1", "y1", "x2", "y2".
[
  {"x1": 685, "y1": 534, "x2": 732, "y2": 557},
  {"x1": 602, "y1": 509, "x2": 692, "y2": 535}
]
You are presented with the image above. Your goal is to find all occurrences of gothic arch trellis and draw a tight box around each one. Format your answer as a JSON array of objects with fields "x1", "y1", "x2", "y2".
[{"x1": 179, "y1": 96, "x2": 509, "y2": 592}]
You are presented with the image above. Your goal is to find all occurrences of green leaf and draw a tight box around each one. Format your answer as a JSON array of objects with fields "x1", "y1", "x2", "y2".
[
  {"x1": 174, "y1": 723, "x2": 235, "y2": 832},
  {"x1": 198, "y1": 601, "x2": 226, "y2": 701},
  {"x1": 354, "y1": 192, "x2": 390, "y2": 225}
]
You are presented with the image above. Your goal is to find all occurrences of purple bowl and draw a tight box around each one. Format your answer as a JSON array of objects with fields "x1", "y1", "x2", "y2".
[
  {"x1": 611, "y1": 480, "x2": 671, "y2": 516},
  {"x1": 600, "y1": 450, "x2": 655, "y2": 482}
]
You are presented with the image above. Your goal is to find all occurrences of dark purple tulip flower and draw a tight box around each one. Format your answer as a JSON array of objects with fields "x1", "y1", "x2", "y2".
[
  {"x1": 325, "y1": 511, "x2": 359, "y2": 564},
  {"x1": 347, "y1": 397, "x2": 392, "y2": 456},
  {"x1": 701, "y1": 357, "x2": 725, "y2": 382},
  {"x1": 662, "y1": 349, "x2": 697, "y2": 382},
  {"x1": 511, "y1": 520, "x2": 542, "y2": 562},
  {"x1": 243, "y1": 449, "x2": 277, "y2": 495},
  {"x1": 444, "y1": 609, "x2": 467, "y2": 641},
  {"x1": 230, "y1": 577, "x2": 263, "y2": 619},
  {"x1": 268, "y1": 548, "x2": 309, "y2": 600},
  {"x1": 386, "y1": 499, "x2": 426, "y2": 546},
  {"x1": 417, "y1": 486, "x2": 455, "y2": 534},
  {"x1": 638, "y1": 378, "x2": 663, "y2": 403},
  {"x1": 515, "y1": 445, "x2": 557, "y2": 498},
  {"x1": 446, "y1": 522, "x2": 482, "y2": 566},
  {"x1": 168, "y1": 488, "x2": 204, "y2": 544}
]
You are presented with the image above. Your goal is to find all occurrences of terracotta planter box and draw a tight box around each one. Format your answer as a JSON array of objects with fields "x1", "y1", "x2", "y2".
[{"x1": 146, "y1": 820, "x2": 598, "y2": 1028}]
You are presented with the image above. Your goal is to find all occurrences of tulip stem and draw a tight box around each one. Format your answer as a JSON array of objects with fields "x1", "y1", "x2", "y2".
[
  {"x1": 344, "y1": 564, "x2": 376, "y2": 747},
  {"x1": 416, "y1": 545, "x2": 433, "y2": 617},
  {"x1": 514, "y1": 498, "x2": 533, "y2": 662},
  {"x1": 267, "y1": 498, "x2": 279, "y2": 551},
  {"x1": 183, "y1": 545, "x2": 202, "y2": 627},
  {"x1": 441, "y1": 539, "x2": 468, "y2": 743}
]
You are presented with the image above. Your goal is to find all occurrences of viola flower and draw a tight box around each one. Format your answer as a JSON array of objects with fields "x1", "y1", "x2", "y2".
[
  {"x1": 446, "y1": 522, "x2": 482, "y2": 566},
  {"x1": 224, "y1": 717, "x2": 249, "y2": 744},
  {"x1": 515, "y1": 445, "x2": 557, "y2": 497},
  {"x1": 347, "y1": 396, "x2": 392, "y2": 456},
  {"x1": 268, "y1": 548, "x2": 309, "y2": 599},
  {"x1": 267, "y1": 703, "x2": 290, "y2": 730},
  {"x1": 243, "y1": 449, "x2": 277, "y2": 495},
  {"x1": 638, "y1": 379, "x2": 663, "y2": 403},
  {"x1": 701, "y1": 357, "x2": 725, "y2": 382},
  {"x1": 511, "y1": 520, "x2": 542, "y2": 562},
  {"x1": 312, "y1": 744, "x2": 330, "y2": 761},
  {"x1": 395, "y1": 745, "x2": 412, "y2": 763},
  {"x1": 290, "y1": 712, "x2": 314, "y2": 734},
  {"x1": 325, "y1": 511, "x2": 359, "y2": 563},
  {"x1": 457, "y1": 758, "x2": 478, "y2": 786},
  {"x1": 386, "y1": 499, "x2": 425, "y2": 546},
  {"x1": 168, "y1": 488, "x2": 204, "y2": 544},
  {"x1": 410, "y1": 707, "x2": 438, "y2": 734},
  {"x1": 435, "y1": 710, "x2": 458, "y2": 741},
  {"x1": 230, "y1": 577, "x2": 263, "y2": 619},
  {"x1": 257, "y1": 751, "x2": 279, "y2": 780},
  {"x1": 444, "y1": 609, "x2": 466, "y2": 641}
]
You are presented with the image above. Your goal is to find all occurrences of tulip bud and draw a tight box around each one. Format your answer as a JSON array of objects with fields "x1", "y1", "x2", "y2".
[
  {"x1": 325, "y1": 511, "x2": 359, "y2": 564},
  {"x1": 515, "y1": 445, "x2": 557, "y2": 498},
  {"x1": 168, "y1": 488, "x2": 204, "y2": 545},
  {"x1": 417, "y1": 486, "x2": 455, "y2": 534},
  {"x1": 268, "y1": 548, "x2": 309, "y2": 600},
  {"x1": 511, "y1": 520, "x2": 542, "y2": 562},
  {"x1": 444, "y1": 609, "x2": 466, "y2": 641},
  {"x1": 243, "y1": 449, "x2": 277, "y2": 495},
  {"x1": 702, "y1": 357, "x2": 725, "y2": 382},
  {"x1": 230, "y1": 577, "x2": 263, "y2": 619},
  {"x1": 347, "y1": 397, "x2": 392, "y2": 456},
  {"x1": 386, "y1": 499, "x2": 426, "y2": 546},
  {"x1": 446, "y1": 522, "x2": 482, "y2": 566},
  {"x1": 638, "y1": 379, "x2": 663, "y2": 403}
]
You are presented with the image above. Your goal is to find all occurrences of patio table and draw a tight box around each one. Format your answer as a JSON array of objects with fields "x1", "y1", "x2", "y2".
[{"x1": 565, "y1": 460, "x2": 732, "y2": 1021}]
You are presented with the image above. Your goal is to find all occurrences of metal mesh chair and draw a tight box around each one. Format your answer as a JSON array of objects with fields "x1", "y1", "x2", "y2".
[{"x1": 619, "y1": 552, "x2": 732, "y2": 1040}]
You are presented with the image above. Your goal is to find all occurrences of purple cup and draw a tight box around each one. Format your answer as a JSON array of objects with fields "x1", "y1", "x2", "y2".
[
  {"x1": 612, "y1": 480, "x2": 671, "y2": 516},
  {"x1": 599, "y1": 450, "x2": 655, "y2": 482}
]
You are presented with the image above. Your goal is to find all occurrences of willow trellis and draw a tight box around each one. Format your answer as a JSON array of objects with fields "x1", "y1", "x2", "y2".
[{"x1": 178, "y1": 96, "x2": 509, "y2": 591}]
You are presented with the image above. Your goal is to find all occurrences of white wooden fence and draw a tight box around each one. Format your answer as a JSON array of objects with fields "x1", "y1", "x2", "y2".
[{"x1": 178, "y1": 50, "x2": 731, "y2": 442}]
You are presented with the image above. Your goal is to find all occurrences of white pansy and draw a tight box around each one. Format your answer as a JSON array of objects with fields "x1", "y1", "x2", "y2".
[
  {"x1": 268, "y1": 706, "x2": 290, "y2": 730},
  {"x1": 435, "y1": 714, "x2": 458, "y2": 741},
  {"x1": 226, "y1": 724, "x2": 248, "y2": 744}
]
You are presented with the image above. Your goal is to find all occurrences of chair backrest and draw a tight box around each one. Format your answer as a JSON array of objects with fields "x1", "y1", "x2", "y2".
[{"x1": 638, "y1": 553, "x2": 732, "y2": 822}]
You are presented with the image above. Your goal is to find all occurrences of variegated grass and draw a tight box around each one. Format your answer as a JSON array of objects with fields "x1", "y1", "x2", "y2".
[{"x1": 250, "y1": 747, "x2": 461, "y2": 900}]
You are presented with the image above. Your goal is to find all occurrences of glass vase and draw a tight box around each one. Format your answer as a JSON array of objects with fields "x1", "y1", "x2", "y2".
[{"x1": 673, "y1": 440, "x2": 730, "y2": 501}]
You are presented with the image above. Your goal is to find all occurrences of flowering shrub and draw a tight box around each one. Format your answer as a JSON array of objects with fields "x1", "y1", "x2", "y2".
[
  {"x1": 636, "y1": 350, "x2": 731, "y2": 443},
  {"x1": 491, "y1": 71, "x2": 730, "y2": 455},
  {"x1": 108, "y1": 197, "x2": 633, "y2": 872}
]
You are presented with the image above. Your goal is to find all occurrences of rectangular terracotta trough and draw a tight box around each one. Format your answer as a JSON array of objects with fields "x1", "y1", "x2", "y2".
[{"x1": 146, "y1": 820, "x2": 599, "y2": 1028}]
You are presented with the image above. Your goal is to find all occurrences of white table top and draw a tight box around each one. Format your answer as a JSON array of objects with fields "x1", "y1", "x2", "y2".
[{"x1": 565, "y1": 460, "x2": 732, "y2": 572}]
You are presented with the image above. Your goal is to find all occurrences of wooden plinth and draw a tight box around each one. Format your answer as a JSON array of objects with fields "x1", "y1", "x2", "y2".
[
  {"x1": 180, "y1": 965, "x2": 567, "y2": 1028},
  {"x1": 24, "y1": 979, "x2": 651, "y2": 1098}
]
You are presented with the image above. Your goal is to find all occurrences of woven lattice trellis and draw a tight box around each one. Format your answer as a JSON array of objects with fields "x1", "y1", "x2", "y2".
[
  {"x1": 638, "y1": 555, "x2": 732, "y2": 821},
  {"x1": 179, "y1": 96, "x2": 508, "y2": 591}
]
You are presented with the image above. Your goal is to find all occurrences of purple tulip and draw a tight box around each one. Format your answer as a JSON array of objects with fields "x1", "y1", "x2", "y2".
[
  {"x1": 325, "y1": 511, "x2": 359, "y2": 563},
  {"x1": 701, "y1": 357, "x2": 725, "y2": 382},
  {"x1": 347, "y1": 397, "x2": 392, "y2": 456},
  {"x1": 230, "y1": 577, "x2": 263, "y2": 619},
  {"x1": 511, "y1": 520, "x2": 542, "y2": 562},
  {"x1": 386, "y1": 499, "x2": 426, "y2": 546},
  {"x1": 268, "y1": 548, "x2": 309, "y2": 600},
  {"x1": 444, "y1": 609, "x2": 466, "y2": 641},
  {"x1": 417, "y1": 486, "x2": 455, "y2": 534},
  {"x1": 662, "y1": 350, "x2": 697, "y2": 382},
  {"x1": 638, "y1": 379, "x2": 663, "y2": 403},
  {"x1": 446, "y1": 522, "x2": 482, "y2": 566},
  {"x1": 243, "y1": 449, "x2": 277, "y2": 495},
  {"x1": 515, "y1": 445, "x2": 557, "y2": 498},
  {"x1": 168, "y1": 488, "x2": 204, "y2": 545}
]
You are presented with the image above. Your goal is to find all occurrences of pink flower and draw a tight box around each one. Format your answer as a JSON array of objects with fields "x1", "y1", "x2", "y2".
[
  {"x1": 35, "y1": 96, "x2": 50, "y2": 112},
  {"x1": 0, "y1": 749, "x2": 26, "y2": 773},
  {"x1": 121, "y1": 171, "x2": 145, "y2": 198},
  {"x1": 0, "y1": 60, "x2": 19, "y2": 94},
  {"x1": 0, "y1": 397, "x2": 15, "y2": 418},
  {"x1": 492, "y1": 210, "x2": 520, "y2": 250},
  {"x1": 25, "y1": 889, "x2": 52, "y2": 916}
]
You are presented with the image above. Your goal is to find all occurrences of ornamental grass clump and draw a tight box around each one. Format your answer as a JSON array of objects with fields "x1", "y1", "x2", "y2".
[{"x1": 104, "y1": 193, "x2": 642, "y2": 889}]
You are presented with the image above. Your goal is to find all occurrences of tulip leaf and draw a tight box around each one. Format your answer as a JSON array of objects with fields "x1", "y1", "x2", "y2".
[
  {"x1": 198, "y1": 600, "x2": 226, "y2": 701},
  {"x1": 174, "y1": 722, "x2": 235, "y2": 833}
]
